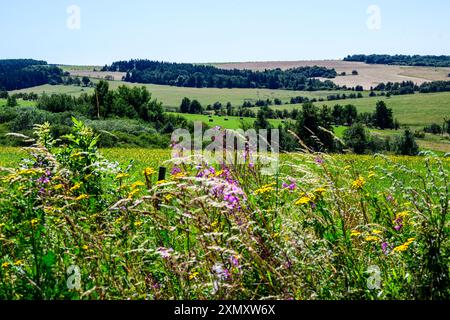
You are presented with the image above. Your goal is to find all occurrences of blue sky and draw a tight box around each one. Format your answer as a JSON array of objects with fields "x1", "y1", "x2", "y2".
[{"x1": 0, "y1": 0, "x2": 449, "y2": 65}]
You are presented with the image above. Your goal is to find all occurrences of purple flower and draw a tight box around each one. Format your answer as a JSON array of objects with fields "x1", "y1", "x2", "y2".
[
  {"x1": 156, "y1": 247, "x2": 174, "y2": 259},
  {"x1": 230, "y1": 255, "x2": 239, "y2": 268},
  {"x1": 381, "y1": 242, "x2": 389, "y2": 254},
  {"x1": 394, "y1": 218, "x2": 403, "y2": 231},
  {"x1": 171, "y1": 167, "x2": 181, "y2": 175},
  {"x1": 315, "y1": 157, "x2": 324, "y2": 165},
  {"x1": 386, "y1": 194, "x2": 394, "y2": 202},
  {"x1": 282, "y1": 179, "x2": 296, "y2": 191}
]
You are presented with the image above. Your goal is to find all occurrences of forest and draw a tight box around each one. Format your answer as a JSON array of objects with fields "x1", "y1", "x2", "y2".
[
  {"x1": 102, "y1": 60, "x2": 339, "y2": 90},
  {"x1": 344, "y1": 54, "x2": 450, "y2": 67},
  {"x1": 0, "y1": 59, "x2": 64, "y2": 91}
]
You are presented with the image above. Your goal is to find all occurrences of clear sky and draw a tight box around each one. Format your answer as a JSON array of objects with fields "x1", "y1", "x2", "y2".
[{"x1": 0, "y1": 0, "x2": 449, "y2": 65}]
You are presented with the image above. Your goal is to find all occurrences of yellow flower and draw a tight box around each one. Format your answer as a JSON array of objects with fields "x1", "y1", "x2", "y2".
[
  {"x1": 144, "y1": 167, "x2": 156, "y2": 176},
  {"x1": 314, "y1": 187, "x2": 327, "y2": 195},
  {"x1": 115, "y1": 173, "x2": 129, "y2": 180},
  {"x1": 164, "y1": 194, "x2": 174, "y2": 201},
  {"x1": 131, "y1": 181, "x2": 145, "y2": 189},
  {"x1": 372, "y1": 229, "x2": 382, "y2": 235},
  {"x1": 156, "y1": 180, "x2": 167, "y2": 185},
  {"x1": 2, "y1": 262, "x2": 10, "y2": 268},
  {"x1": 350, "y1": 230, "x2": 361, "y2": 237},
  {"x1": 365, "y1": 236, "x2": 380, "y2": 242},
  {"x1": 134, "y1": 221, "x2": 143, "y2": 227},
  {"x1": 214, "y1": 170, "x2": 224, "y2": 177},
  {"x1": 54, "y1": 184, "x2": 64, "y2": 190},
  {"x1": 344, "y1": 165, "x2": 351, "y2": 171},
  {"x1": 114, "y1": 217, "x2": 123, "y2": 224},
  {"x1": 396, "y1": 211, "x2": 409, "y2": 220},
  {"x1": 70, "y1": 183, "x2": 82, "y2": 192},
  {"x1": 368, "y1": 172, "x2": 376, "y2": 179},
  {"x1": 76, "y1": 194, "x2": 89, "y2": 201},
  {"x1": 392, "y1": 244, "x2": 409, "y2": 253},
  {"x1": 352, "y1": 176, "x2": 366, "y2": 190},
  {"x1": 30, "y1": 219, "x2": 39, "y2": 227},
  {"x1": 128, "y1": 189, "x2": 140, "y2": 199},
  {"x1": 296, "y1": 196, "x2": 313, "y2": 206},
  {"x1": 172, "y1": 172, "x2": 186, "y2": 179},
  {"x1": 82, "y1": 245, "x2": 89, "y2": 251},
  {"x1": 254, "y1": 185, "x2": 274, "y2": 196},
  {"x1": 189, "y1": 272, "x2": 199, "y2": 280},
  {"x1": 211, "y1": 221, "x2": 219, "y2": 228},
  {"x1": 14, "y1": 260, "x2": 24, "y2": 266}
]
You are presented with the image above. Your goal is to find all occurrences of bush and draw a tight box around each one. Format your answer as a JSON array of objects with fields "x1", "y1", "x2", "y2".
[
  {"x1": 424, "y1": 123, "x2": 443, "y2": 135},
  {"x1": 344, "y1": 123, "x2": 368, "y2": 154},
  {"x1": 395, "y1": 129, "x2": 419, "y2": 155}
]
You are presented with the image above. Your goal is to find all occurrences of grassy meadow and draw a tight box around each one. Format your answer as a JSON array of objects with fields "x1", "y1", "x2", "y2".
[
  {"x1": 0, "y1": 120, "x2": 448, "y2": 299},
  {"x1": 11, "y1": 82, "x2": 346, "y2": 109}
]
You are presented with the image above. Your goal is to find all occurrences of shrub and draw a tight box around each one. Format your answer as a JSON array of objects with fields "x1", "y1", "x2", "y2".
[{"x1": 395, "y1": 129, "x2": 419, "y2": 155}]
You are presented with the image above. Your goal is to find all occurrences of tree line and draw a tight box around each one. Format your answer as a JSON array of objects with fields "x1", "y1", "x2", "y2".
[
  {"x1": 344, "y1": 54, "x2": 450, "y2": 67},
  {"x1": 102, "y1": 59, "x2": 340, "y2": 91},
  {"x1": 0, "y1": 59, "x2": 64, "y2": 90}
]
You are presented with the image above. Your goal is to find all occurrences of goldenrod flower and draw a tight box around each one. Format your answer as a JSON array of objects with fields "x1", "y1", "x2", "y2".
[
  {"x1": 352, "y1": 176, "x2": 366, "y2": 190},
  {"x1": 314, "y1": 187, "x2": 327, "y2": 195},
  {"x1": 296, "y1": 196, "x2": 313, "y2": 206},
  {"x1": 189, "y1": 272, "x2": 199, "y2": 280},
  {"x1": 393, "y1": 244, "x2": 409, "y2": 253},
  {"x1": 70, "y1": 183, "x2": 82, "y2": 192},
  {"x1": 128, "y1": 189, "x2": 140, "y2": 199},
  {"x1": 115, "y1": 173, "x2": 129, "y2": 180},
  {"x1": 144, "y1": 167, "x2": 156, "y2": 176},
  {"x1": 54, "y1": 184, "x2": 64, "y2": 190},
  {"x1": 14, "y1": 260, "x2": 24, "y2": 266},
  {"x1": 131, "y1": 181, "x2": 145, "y2": 189},
  {"x1": 350, "y1": 230, "x2": 361, "y2": 237},
  {"x1": 396, "y1": 211, "x2": 409, "y2": 220},
  {"x1": 1, "y1": 262, "x2": 10, "y2": 268},
  {"x1": 76, "y1": 194, "x2": 89, "y2": 201},
  {"x1": 372, "y1": 229, "x2": 382, "y2": 235},
  {"x1": 365, "y1": 236, "x2": 380, "y2": 242}
]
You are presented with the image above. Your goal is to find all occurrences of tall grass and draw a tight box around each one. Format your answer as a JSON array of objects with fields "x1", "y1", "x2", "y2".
[{"x1": 0, "y1": 121, "x2": 448, "y2": 300}]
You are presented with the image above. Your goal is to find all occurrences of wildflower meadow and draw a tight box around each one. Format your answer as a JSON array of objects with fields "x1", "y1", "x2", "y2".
[{"x1": 0, "y1": 120, "x2": 448, "y2": 300}]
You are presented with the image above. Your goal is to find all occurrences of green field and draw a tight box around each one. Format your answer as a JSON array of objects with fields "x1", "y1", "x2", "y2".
[
  {"x1": 169, "y1": 112, "x2": 286, "y2": 129},
  {"x1": 0, "y1": 98, "x2": 37, "y2": 107},
  {"x1": 253, "y1": 92, "x2": 450, "y2": 128},
  {"x1": 11, "y1": 82, "x2": 346, "y2": 109}
]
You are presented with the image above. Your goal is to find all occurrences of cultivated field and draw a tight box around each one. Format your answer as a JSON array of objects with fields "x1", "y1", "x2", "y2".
[{"x1": 213, "y1": 60, "x2": 450, "y2": 90}]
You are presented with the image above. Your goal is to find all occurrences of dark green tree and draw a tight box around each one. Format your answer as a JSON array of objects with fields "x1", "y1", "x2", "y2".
[
  {"x1": 344, "y1": 123, "x2": 368, "y2": 154},
  {"x1": 373, "y1": 101, "x2": 394, "y2": 129},
  {"x1": 180, "y1": 97, "x2": 191, "y2": 113}
]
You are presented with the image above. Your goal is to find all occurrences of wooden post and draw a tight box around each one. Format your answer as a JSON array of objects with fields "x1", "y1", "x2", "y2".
[{"x1": 158, "y1": 167, "x2": 167, "y2": 182}]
